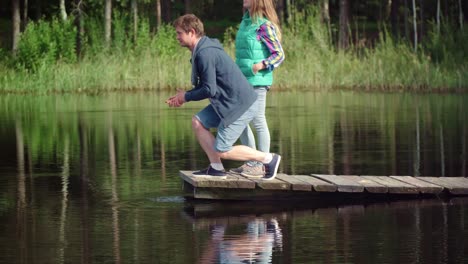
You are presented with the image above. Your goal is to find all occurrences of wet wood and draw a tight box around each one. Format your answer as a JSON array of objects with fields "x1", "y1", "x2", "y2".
[
  {"x1": 276, "y1": 174, "x2": 311, "y2": 191},
  {"x1": 249, "y1": 177, "x2": 291, "y2": 190},
  {"x1": 293, "y1": 175, "x2": 337, "y2": 192},
  {"x1": 179, "y1": 171, "x2": 255, "y2": 189},
  {"x1": 312, "y1": 174, "x2": 364, "y2": 192},
  {"x1": 360, "y1": 176, "x2": 419, "y2": 194},
  {"x1": 340, "y1": 175, "x2": 388, "y2": 193},
  {"x1": 275, "y1": 174, "x2": 338, "y2": 192},
  {"x1": 416, "y1": 177, "x2": 468, "y2": 195},
  {"x1": 180, "y1": 171, "x2": 468, "y2": 200},
  {"x1": 390, "y1": 176, "x2": 444, "y2": 194}
]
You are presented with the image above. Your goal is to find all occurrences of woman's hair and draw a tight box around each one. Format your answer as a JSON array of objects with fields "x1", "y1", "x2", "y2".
[
  {"x1": 249, "y1": 0, "x2": 282, "y2": 40},
  {"x1": 173, "y1": 14, "x2": 205, "y2": 37}
]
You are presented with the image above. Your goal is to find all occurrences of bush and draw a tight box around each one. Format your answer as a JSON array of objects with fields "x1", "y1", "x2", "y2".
[
  {"x1": 151, "y1": 24, "x2": 180, "y2": 57},
  {"x1": 15, "y1": 18, "x2": 76, "y2": 71}
]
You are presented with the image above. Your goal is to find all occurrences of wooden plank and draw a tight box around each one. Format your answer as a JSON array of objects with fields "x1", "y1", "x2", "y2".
[
  {"x1": 416, "y1": 177, "x2": 468, "y2": 195},
  {"x1": 293, "y1": 175, "x2": 337, "y2": 192},
  {"x1": 179, "y1": 171, "x2": 255, "y2": 189},
  {"x1": 390, "y1": 176, "x2": 444, "y2": 194},
  {"x1": 276, "y1": 174, "x2": 312, "y2": 191},
  {"x1": 249, "y1": 177, "x2": 291, "y2": 190},
  {"x1": 360, "y1": 176, "x2": 419, "y2": 194},
  {"x1": 311, "y1": 174, "x2": 365, "y2": 193},
  {"x1": 192, "y1": 188, "x2": 272, "y2": 200},
  {"x1": 342, "y1": 175, "x2": 388, "y2": 193}
]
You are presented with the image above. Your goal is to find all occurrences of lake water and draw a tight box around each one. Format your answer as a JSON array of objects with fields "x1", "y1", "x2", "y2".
[{"x1": 0, "y1": 91, "x2": 467, "y2": 263}]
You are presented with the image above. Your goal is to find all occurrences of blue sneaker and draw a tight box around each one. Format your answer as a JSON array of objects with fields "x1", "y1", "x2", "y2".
[
  {"x1": 263, "y1": 154, "x2": 281, "y2": 180},
  {"x1": 192, "y1": 166, "x2": 227, "y2": 179}
]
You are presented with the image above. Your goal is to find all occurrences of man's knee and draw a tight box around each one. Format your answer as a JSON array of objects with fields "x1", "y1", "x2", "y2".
[
  {"x1": 218, "y1": 150, "x2": 229, "y2": 159},
  {"x1": 192, "y1": 116, "x2": 204, "y2": 131}
]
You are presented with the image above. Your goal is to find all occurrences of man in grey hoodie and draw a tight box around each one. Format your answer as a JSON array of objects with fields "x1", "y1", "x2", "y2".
[{"x1": 166, "y1": 14, "x2": 281, "y2": 180}]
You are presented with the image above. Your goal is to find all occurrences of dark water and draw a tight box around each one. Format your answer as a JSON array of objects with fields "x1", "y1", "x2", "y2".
[{"x1": 0, "y1": 91, "x2": 467, "y2": 264}]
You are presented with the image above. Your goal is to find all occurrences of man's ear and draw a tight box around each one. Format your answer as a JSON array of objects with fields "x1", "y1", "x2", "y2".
[{"x1": 189, "y1": 28, "x2": 197, "y2": 37}]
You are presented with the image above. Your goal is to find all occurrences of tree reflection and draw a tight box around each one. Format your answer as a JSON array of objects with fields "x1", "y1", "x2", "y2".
[
  {"x1": 59, "y1": 136, "x2": 69, "y2": 264},
  {"x1": 414, "y1": 99, "x2": 421, "y2": 176},
  {"x1": 78, "y1": 115, "x2": 91, "y2": 263},
  {"x1": 108, "y1": 118, "x2": 121, "y2": 264},
  {"x1": 16, "y1": 119, "x2": 27, "y2": 264}
]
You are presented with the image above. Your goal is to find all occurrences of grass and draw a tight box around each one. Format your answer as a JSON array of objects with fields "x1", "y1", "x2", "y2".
[{"x1": 0, "y1": 11, "x2": 466, "y2": 94}]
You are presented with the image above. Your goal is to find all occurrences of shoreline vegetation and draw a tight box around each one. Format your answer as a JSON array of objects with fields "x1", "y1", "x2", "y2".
[{"x1": 0, "y1": 10, "x2": 466, "y2": 94}]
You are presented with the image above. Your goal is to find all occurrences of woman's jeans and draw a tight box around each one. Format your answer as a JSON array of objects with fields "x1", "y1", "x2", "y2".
[{"x1": 240, "y1": 86, "x2": 270, "y2": 166}]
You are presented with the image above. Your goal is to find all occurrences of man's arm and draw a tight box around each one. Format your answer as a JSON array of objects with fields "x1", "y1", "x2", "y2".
[
  {"x1": 185, "y1": 50, "x2": 218, "y2": 102},
  {"x1": 166, "y1": 89, "x2": 186, "y2": 107}
]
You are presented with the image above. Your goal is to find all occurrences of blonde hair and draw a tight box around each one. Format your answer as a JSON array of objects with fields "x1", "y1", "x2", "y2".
[
  {"x1": 249, "y1": 0, "x2": 282, "y2": 40},
  {"x1": 173, "y1": 14, "x2": 205, "y2": 37}
]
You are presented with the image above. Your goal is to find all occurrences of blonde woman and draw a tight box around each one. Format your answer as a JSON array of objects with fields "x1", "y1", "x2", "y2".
[{"x1": 231, "y1": 0, "x2": 285, "y2": 178}]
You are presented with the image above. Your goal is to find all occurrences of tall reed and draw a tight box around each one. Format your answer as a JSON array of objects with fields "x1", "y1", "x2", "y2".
[{"x1": 0, "y1": 7, "x2": 466, "y2": 94}]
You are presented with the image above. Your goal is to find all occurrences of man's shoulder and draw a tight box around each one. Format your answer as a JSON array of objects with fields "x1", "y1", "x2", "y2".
[{"x1": 196, "y1": 45, "x2": 229, "y2": 60}]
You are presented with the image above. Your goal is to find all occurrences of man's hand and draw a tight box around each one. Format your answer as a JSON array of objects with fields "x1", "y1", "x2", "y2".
[{"x1": 166, "y1": 89, "x2": 186, "y2": 107}]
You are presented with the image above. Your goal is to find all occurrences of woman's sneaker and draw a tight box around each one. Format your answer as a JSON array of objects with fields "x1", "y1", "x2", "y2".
[
  {"x1": 192, "y1": 166, "x2": 227, "y2": 179},
  {"x1": 240, "y1": 165, "x2": 265, "y2": 178},
  {"x1": 229, "y1": 163, "x2": 250, "y2": 174},
  {"x1": 263, "y1": 154, "x2": 281, "y2": 180}
]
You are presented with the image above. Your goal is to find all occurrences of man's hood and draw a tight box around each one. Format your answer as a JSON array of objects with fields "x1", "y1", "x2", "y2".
[{"x1": 193, "y1": 36, "x2": 223, "y2": 57}]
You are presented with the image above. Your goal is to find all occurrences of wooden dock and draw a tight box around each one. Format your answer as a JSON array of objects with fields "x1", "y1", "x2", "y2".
[{"x1": 180, "y1": 171, "x2": 468, "y2": 200}]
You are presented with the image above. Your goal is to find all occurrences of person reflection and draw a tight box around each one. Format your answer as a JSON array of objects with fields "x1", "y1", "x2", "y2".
[{"x1": 198, "y1": 218, "x2": 283, "y2": 264}]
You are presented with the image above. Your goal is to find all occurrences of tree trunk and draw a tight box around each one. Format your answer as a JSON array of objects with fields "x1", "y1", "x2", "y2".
[
  {"x1": 412, "y1": 0, "x2": 417, "y2": 51},
  {"x1": 285, "y1": 0, "x2": 292, "y2": 25},
  {"x1": 419, "y1": 0, "x2": 424, "y2": 40},
  {"x1": 385, "y1": 0, "x2": 392, "y2": 20},
  {"x1": 321, "y1": 0, "x2": 330, "y2": 24},
  {"x1": 35, "y1": 0, "x2": 41, "y2": 19},
  {"x1": 404, "y1": 0, "x2": 409, "y2": 40},
  {"x1": 459, "y1": 0, "x2": 464, "y2": 30},
  {"x1": 132, "y1": 0, "x2": 138, "y2": 43},
  {"x1": 391, "y1": 0, "x2": 400, "y2": 38},
  {"x1": 75, "y1": 0, "x2": 83, "y2": 58},
  {"x1": 276, "y1": 0, "x2": 284, "y2": 23},
  {"x1": 60, "y1": 0, "x2": 67, "y2": 21},
  {"x1": 23, "y1": 0, "x2": 28, "y2": 27},
  {"x1": 321, "y1": 0, "x2": 332, "y2": 44},
  {"x1": 105, "y1": 0, "x2": 112, "y2": 47},
  {"x1": 437, "y1": 0, "x2": 441, "y2": 34},
  {"x1": 12, "y1": 0, "x2": 21, "y2": 55},
  {"x1": 162, "y1": 0, "x2": 171, "y2": 23},
  {"x1": 156, "y1": 0, "x2": 161, "y2": 29},
  {"x1": 339, "y1": 0, "x2": 350, "y2": 50},
  {"x1": 184, "y1": 0, "x2": 191, "y2": 13}
]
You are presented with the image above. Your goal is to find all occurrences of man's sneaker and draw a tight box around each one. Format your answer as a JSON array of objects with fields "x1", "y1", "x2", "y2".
[
  {"x1": 192, "y1": 166, "x2": 227, "y2": 179},
  {"x1": 263, "y1": 154, "x2": 281, "y2": 180},
  {"x1": 229, "y1": 163, "x2": 250, "y2": 174},
  {"x1": 240, "y1": 165, "x2": 265, "y2": 178}
]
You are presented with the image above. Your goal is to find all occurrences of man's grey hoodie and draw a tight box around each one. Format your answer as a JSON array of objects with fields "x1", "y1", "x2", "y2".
[{"x1": 184, "y1": 36, "x2": 257, "y2": 127}]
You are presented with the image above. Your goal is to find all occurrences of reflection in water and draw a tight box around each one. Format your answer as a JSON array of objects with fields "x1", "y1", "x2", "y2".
[
  {"x1": 439, "y1": 123, "x2": 445, "y2": 176},
  {"x1": 197, "y1": 218, "x2": 283, "y2": 264},
  {"x1": 78, "y1": 115, "x2": 91, "y2": 263},
  {"x1": 1, "y1": 92, "x2": 467, "y2": 263},
  {"x1": 109, "y1": 124, "x2": 121, "y2": 264},
  {"x1": 183, "y1": 198, "x2": 468, "y2": 264},
  {"x1": 59, "y1": 136, "x2": 69, "y2": 264},
  {"x1": 16, "y1": 119, "x2": 27, "y2": 264},
  {"x1": 414, "y1": 99, "x2": 421, "y2": 176}
]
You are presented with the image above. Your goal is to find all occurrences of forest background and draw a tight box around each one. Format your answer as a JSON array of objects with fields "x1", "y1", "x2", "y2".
[{"x1": 0, "y1": 0, "x2": 467, "y2": 94}]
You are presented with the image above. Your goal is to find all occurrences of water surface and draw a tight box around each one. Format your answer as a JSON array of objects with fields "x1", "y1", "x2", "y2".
[{"x1": 0, "y1": 91, "x2": 466, "y2": 263}]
